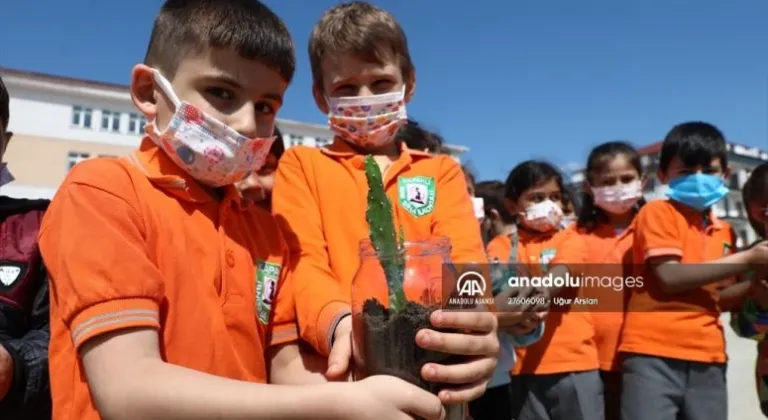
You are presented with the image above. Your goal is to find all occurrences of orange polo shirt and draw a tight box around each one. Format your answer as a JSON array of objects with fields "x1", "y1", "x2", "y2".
[
  {"x1": 577, "y1": 222, "x2": 636, "y2": 372},
  {"x1": 272, "y1": 139, "x2": 486, "y2": 356},
  {"x1": 486, "y1": 227, "x2": 599, "y2": 375},
  {"x1": 39, "y1": 138, "x2": 297, "y2": 420},
  {"x1": 620, "y1": 200, "x2": 736, "y2": 363}
]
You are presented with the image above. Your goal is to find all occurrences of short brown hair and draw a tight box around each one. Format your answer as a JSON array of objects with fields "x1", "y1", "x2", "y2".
[
  {"x1": 308, "y1": 1, "x2": 414, "y2": 92},
  {"x1": 145, "y1": 0, "x2": 295, "y2": 82}
]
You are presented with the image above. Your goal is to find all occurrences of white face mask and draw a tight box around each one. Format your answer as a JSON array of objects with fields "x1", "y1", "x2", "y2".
[
  {"x1": 592, "y1": 180, "x2": 642, "y2": 215},
  {"x1": 522, "y1": 200, "x2": 563, "y2": 232},
  {"x1": 326, "y1": 87, "x2": 408, "y2": 149},
  {"x1": 472, "y1": 197, "x2": 485, "y2": 220},
  {"x1": 145, "y1": 69, "x2": 276, "y2": 188}
]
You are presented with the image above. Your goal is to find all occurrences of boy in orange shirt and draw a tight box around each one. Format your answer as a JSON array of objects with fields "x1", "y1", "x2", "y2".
[
  {"x1": 37, "y1": 1, "x2": 447, "y2": 419},
  {"x1": 619, "y1": 121, "x2": 768, "y2": 420},
  {"x1": 272, "y1": 1, "x2": 499, "y2": 405}
]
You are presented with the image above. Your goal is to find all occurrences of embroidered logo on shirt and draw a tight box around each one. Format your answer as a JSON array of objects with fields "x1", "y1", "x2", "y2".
[
  {"x1": 539, "y1": 248, "x2": 557, "y2": 271},
  {"x1": 0, "y1": 263, "x2": 25, "y2": 289},
  {"x1": 256, "y1": 261, "x2": 281, "y2": 325},
  {"x1": 398, "y1": 176, "x2": 436, "y2": 217}
]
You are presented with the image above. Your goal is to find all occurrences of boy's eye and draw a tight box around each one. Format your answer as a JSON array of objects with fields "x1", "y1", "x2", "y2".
[
  {"x1": 254, "y1": 102, "x2": 276, "y2": 115},
  {"x1": 206, "y1": 87, "x2": 235, "y2": 101},
  {"x1": 372, "y1": 79, "x2": 395, "y2": 93},
  {"x1": 550, "y1": 193, "x2": 562, "y2": 203}
]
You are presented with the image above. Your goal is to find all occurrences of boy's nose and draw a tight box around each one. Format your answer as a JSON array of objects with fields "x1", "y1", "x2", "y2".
[
  {"x1": 358, "y1": 86, "x2": 375, "y2": 97},
  {"x1": 230, "y1": 108, "x2": 269, "y2": 139}
]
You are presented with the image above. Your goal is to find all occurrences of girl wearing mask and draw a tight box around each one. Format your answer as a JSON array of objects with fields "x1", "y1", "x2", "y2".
[
  {"x1": 575, "y1": 141, "x2": 646, "y2": 420},
  {"x1": 490, "y1": 160, "x2": 601, "y2": 420}
]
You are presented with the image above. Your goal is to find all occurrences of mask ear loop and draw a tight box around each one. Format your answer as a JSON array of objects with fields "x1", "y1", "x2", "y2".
[{"x1": 151, "y1": 69, "x2": 182, "y2": 109}]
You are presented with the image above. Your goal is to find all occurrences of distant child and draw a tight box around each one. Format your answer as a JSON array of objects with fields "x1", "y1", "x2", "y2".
[
  {"x1": 619, "y1": 122, "x2": 768, "y2": 420},
  {"x1": 560, "y1": 186, "x2": 578, "y2": 228},
  {"x1": 396, "y1": 118, "x2": 446, "y2": 153},
  {"x1": 37, "y1": 1, "x2": 447, "y2": 419},
  {"x1": 271, "y1": 0, "x2": 499, "y2": 406},
  {"x1": 475, "y1": 180, "x2": 516, "y2": 246},
  {"x1": 0, "y1": 75, "x2": 53, "y2": 419},
  {"x1": 462, "y1": 165, "x2": 486, "y2": 223},
  {"x1": 235, "y1": 126, "x2": 285, "y2": 209},
  {"x1": 489, "y1": 160, "x2": 602, "y2": 420},
  {"x1": 575, "y1": 141, "x2": 647, "y2": 420},
  {"x1": 729, "y1": 162, "x2": 768, "y2": 417}
]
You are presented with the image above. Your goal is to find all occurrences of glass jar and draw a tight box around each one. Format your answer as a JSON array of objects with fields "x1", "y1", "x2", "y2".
[{"x1": 351, "y1": 235, "x2": 467, "y2": 420}]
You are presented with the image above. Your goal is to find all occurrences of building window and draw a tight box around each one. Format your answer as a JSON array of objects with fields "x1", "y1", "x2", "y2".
[
  {"x1": 289, "y1": 134, "x2": 303, "y2": 147},
  {"x1": 98, "y1": 154, "x2": 117, "y2": 158},
  {"x1": 67, "y1": 152, "x2": 91, "y2": 171},
  {"x1": 71, "y1": 106, "x2": 93, "y2": 128},
  {"x1": 101, "y1": 110, "x2": 121, "y2": 133},
  {"x1": 128, "y1": 113, "x2": 147, "y2": 135},
  {"x1": 316, "y1": 137, "x2": 331, "y2": 147}
]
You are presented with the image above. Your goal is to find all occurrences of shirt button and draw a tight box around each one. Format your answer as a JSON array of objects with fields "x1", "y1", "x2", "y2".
[{"x1": 226, "y1": 250, "x2": 236, "y2": 267}]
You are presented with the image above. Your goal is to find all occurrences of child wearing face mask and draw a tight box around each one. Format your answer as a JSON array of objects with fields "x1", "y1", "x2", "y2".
[
  {"x1": 574, "y1": 141, "x2": 647, "y2": 420},
  {"x1": 475, "y1": 180, "x2": 516, "y2": 246},
  {"x1": 729, "y1": 162, "x2": 768, "y2": 418},
  {"x1": 619, "y1": 122, "x2": 768, "y2": 420},
  {"x1": 271, "y1": 2, "x2": 500, "y2": 411},
  {"x1": 487, "y1": 160, "x2": 601, "y2": 420},
  {"x1": 236, "y1": 126, "x2": 285, "y2": 210}
]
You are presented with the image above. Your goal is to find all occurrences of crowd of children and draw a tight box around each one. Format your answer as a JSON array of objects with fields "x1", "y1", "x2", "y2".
[{"x1": 0, "y1": 1, "x2": 767, "y2": 419}]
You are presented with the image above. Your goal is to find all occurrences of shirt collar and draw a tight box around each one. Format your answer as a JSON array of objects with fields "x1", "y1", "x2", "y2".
[
  {"x1": 320, "y1": 136, "x2": 432, "y2": 170},
  {"x1": 128, "y1": 137, "x2": 247, "y2": 207}
]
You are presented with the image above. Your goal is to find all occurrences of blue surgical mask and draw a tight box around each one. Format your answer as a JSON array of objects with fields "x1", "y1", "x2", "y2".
[{"x1": 666, "y1": 173, "x2": 728, "y2": 211}]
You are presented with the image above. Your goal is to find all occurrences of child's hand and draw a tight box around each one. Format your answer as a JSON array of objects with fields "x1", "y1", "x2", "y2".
[
  {"x1": 495, "y1": 286, "x2": 537, "y2": 327},
  {"x1": 337, "y1": 375, "x2": 445, "y2": 420},
  {"x1": 415, "y1": 310, "x2": 499, "y2": 405},
  {"x1": 747, "y1": 241, "x2": 768, "y2": 268},
  {"x1": 326, "y1": 315, "x2": 354, "y2": 381},
  {"x1": 503, "y1": 315, "x2": 540, "y2": 336}
]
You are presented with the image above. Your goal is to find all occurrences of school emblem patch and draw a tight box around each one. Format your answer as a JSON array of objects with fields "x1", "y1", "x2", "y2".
[
  {"x1": 540, "y1": 248, "x2": 557, "y2": 271},
  {"x1": 255, "y1": 261, "x2": 281, "y2": 325},
  {"x1": 398, "y1": 176, "x2": 436, "y2": 217}
]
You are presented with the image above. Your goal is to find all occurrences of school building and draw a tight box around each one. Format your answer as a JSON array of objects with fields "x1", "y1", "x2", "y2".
[
  {"x1": 0, "y1": 67, "x2": 468, "y2": 200},
  {"x1": 568, "y1": 141, "x2": 768, "y2": 248}
]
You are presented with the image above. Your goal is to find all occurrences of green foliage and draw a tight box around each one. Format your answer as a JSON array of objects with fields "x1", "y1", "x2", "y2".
[{"x1": 364, "y1": 156, "x2": 406, "y2": 312}]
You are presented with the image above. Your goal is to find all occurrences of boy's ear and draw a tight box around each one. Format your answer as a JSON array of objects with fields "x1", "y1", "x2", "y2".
[
  {"x1": 131, "y1": 64, "x2": 158, "y2": 119},
  {"x1": 656, "y1": 169, "x2": 667, "y2": 184},
  {"x1": 313, "y1": 84, "x2": 329, "y2": 114},
  {"x1": 405, "y1": 70, "x2": 416, "y2": 104}
]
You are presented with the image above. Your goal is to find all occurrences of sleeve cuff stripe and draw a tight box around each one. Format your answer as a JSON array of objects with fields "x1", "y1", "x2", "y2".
[{"x1": 72, "y1": 309, "x2": 159, "y2": 343}]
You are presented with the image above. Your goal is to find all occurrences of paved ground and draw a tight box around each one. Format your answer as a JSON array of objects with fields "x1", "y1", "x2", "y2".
[{"x1": 724, "y1": 313, "x2": 764, "y2": 419}]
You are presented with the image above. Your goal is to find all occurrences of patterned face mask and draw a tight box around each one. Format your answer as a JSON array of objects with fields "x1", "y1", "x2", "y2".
[
  {"x1": 326, "y1": 87, "x2": 408, "y2": 149},
  {"x1": 144, "y1": 69, "x2": 276, "y2": 188},
  {"x1": 592, "y1": 180, "x2": 643, "y2": 214},
  {"x1": 522, "y1": 200, "x2": 563, "y2": 232}
]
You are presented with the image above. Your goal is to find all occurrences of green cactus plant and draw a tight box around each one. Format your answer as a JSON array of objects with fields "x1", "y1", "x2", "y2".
[{"x1": 364, "y1": 155, "x2": 407, "y2": 312}]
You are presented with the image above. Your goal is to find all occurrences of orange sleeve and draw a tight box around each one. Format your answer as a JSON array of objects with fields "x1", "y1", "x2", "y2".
[
  {"x1": 271, "y1": 149, "x2": 349, "y2": 356},
  {"x1": 635, "y1": 202, "x2": 684, "y2": 261},
  {"x1": 268, "y1": 233, "x2": 299, "y2": 347},
  {"x1": 550, "y1": 226, "x2": 587, "y2": 270},
  {"x1": 432, "y1": 157, "x2": 487, "y2": 264},
  {"x1": 38, "y1": 160, "x2": 164, "y2": 351},
  {"x1": 486, "y1": 235, "x2": 511, "y2": 262}
]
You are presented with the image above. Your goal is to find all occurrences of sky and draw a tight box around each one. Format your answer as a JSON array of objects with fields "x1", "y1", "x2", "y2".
[{"x1": 2, "y1": 0, "x2": 767, "y2": 180}]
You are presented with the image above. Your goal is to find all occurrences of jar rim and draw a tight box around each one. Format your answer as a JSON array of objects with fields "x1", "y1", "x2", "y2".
[{"x1": 358, "y1": 235, "x2": 451, "y2": 258}]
